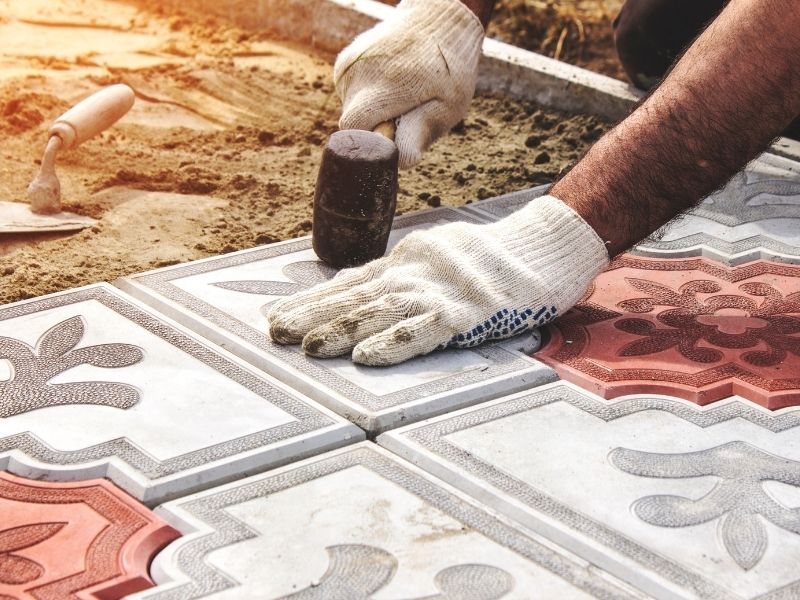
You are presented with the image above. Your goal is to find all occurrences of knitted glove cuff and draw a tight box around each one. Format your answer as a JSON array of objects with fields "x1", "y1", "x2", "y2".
[{"x1": 490, "y1": 194, "x2": 610, "y2": 303}]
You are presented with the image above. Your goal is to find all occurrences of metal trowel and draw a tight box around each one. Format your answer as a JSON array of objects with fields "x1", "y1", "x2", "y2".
[{"x1": 0, "y1": 84, "x2": 135, "y2": 234}]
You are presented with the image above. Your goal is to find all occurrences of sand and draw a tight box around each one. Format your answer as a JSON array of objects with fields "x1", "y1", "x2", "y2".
[{"x1": 0, "y1": 0, "x2": 608, "y2": 304}]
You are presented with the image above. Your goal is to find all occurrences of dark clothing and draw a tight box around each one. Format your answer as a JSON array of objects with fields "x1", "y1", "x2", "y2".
[{"x1": 613, "y1": 0, "x2": 800, "y2": 139}]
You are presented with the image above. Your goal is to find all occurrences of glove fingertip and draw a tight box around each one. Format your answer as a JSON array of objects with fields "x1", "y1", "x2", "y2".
[
  {"x1": 268, "y1": 317, "x2": 304, "y2": 345},
  {"x1": 352, "y1": 340, "x2": 395, "y2": 366}
]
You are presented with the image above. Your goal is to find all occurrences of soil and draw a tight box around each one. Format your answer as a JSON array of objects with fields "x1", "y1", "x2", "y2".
[{"x1": 0, "y1": 0, "x2": 608, "y2": 304}]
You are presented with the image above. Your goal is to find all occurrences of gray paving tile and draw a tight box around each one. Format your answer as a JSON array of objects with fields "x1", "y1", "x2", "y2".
[
  {"x1": 379, "y1": 381, "x2": 800, "y2": 600},
  {"x1": 132, "y1": 442, "x2": 645, "y2": 600},
  {"x1": 461, "y1": 154, "x2": 800, "y2": 266},
  {"x1": 460, "y1": 185, "x2": 550, "y2": 221},
  {"x1": 636, "y1": 153, "x2": 800, "y2": 265},
  {"x1": 0, "y1": 283, "x2": 363, "y2": 505},
  {"x1": 116, "y1": 208, "x2": 556, "y2": 434}
]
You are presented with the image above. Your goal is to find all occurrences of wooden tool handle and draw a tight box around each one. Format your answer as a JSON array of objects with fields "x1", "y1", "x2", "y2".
[
  {"x1": 49, "y1": 84, "x2": 135, "y2": 150},
  {"x1": 373, "y1": 120, "x2": 396, "y2": 141}
]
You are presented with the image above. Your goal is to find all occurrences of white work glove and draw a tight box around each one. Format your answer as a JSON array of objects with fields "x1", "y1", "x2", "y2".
[
  {"x1": 333, "y1": 0, "x2": 485, "y2": 169},
  {"x1": 267, "y1": 196, "x2": 610, "y2": 366}
]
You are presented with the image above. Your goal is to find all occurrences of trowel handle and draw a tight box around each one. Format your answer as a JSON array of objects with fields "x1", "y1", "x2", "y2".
[
  {"x1": 49, "y1": 84, "x2": 135, "y2": 150},
  {"x1": 373, "y1": 121, "x2": 396, "y2": 141}
]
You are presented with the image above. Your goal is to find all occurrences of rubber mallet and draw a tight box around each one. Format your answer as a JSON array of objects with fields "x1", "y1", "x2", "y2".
[{"x1": 312, "y1": 121, "x2": 399, "y2": 269}]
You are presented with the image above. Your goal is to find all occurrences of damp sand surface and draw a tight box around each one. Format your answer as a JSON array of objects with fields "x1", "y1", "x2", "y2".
[{"x1": 0, "y1": 0, "x2": 608, "y2": 304}]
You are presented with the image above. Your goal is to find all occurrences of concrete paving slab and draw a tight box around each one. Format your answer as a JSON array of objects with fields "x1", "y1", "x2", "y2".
[
  {"x1": 461, "y1": 184, "x2": 550, "y2": 221},
  {"x1": 0, "y1": 471, "x2": 179, "y2": 599},
  {"x1": 635, "y1": 153, "x2": 800, "y2": 265},
  {"x1": 116, "y1": 208, "x2": 556, "y2": 434},
  {"x1": 379, "y1": 381, "x2": 800, "y2": 600},
  {"x1": 0, "y1": 283, "x2": 363, "y2": 505},
  {"x1": 534, "y1": 254, "x2": 800, "y2": 409},
  {"x1": 131, "y1": 442, "x2": 645, "y2": 600}
]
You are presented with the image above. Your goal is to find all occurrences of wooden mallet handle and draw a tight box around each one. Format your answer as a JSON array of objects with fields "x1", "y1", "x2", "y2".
[{"x1": 373, "y1": 120, "x2": 396, "y2": 141}]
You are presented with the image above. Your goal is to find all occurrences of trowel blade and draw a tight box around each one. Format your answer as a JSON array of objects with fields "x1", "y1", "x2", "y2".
[{"x1": 0, "y1": 201, "x2": 96, "y2": 234}]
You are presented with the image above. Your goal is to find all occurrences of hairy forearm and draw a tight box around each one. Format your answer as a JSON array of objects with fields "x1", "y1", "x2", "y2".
[
  {"x1": 459, "y1": 0, "x2": 495, "y2": 28},
  {"x1": 552, "y1": 0, "x2": 800, "y2": 257}
]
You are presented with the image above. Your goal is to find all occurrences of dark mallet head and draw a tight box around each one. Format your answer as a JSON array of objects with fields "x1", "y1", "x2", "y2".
[{"x1": 312, "y1": 129, "x2": 399, "y2": 269}]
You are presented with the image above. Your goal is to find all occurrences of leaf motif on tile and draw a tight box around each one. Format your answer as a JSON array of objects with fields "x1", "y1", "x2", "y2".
[
  {"x1": 610, "y1": 441, "x2": 800, "y2": 570},
  {"x1": 0, "y1": 522, "x2": 65, "y2": 584},
  {"x1": 282, "y1": 262, "x2": 338, "y2": 287},
  {"x1": 614, "y1": 278, "x2": 800, "y2": 366},
  {"x1": 212, "y1": 261, "x2": 337, "y2": 299},
  {"x1": 0, "y1": 316, "x2": 144, "y2": 417},
  {"x1": 212, "y1": 281, "x2": 308, "y2": 296},
  {"x1": 283, "y1": 544, "x2": 513, "y2": 599}
]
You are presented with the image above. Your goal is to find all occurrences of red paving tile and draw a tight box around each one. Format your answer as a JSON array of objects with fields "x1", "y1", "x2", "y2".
[
  {"x1": 0, "y1": 473, "x2": 180, "y2": 600},
  {"x1": 536, "y1": 255, "x2": 800, "y2": 408}
]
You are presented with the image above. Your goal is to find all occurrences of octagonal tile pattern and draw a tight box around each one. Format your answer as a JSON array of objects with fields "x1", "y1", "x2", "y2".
[
  {"x1": 0, "y1": 472, "x2": 179, "y2": 600},
  {"x1": 536, "y1": 255, "x2": 800, "y2": 408}
]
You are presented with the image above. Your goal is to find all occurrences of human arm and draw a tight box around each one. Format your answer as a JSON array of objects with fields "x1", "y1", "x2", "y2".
[
  {"x1": 553, "y1": 0, "x2": 800, "y2": 256},
  {"x1": 269, "y1": 0, "x2": 800, "y2": 366},
  {"x1": 333, "y1": 0, "x2": 493, "y2": 168}
]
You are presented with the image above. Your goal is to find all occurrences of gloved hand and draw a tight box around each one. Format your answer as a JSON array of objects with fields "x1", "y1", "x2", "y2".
[
  {"x1": 267, "y1": 196, "x2": 610, "y2": 366},
  {"x1": 333, "y1": 0, "x2": 485, "y2": 169}
]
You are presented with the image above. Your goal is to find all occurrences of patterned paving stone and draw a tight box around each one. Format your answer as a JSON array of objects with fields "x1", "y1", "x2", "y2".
[
  {"x1": 461, "y1": 154, "x2": 800, "y2": 266},
  {"x1": 0, "y1": 284, "x2": 363, "y2": 505},
  {"x1": 0, "y1": 471, "x2": 179, "y2": 599},
  {"x1": 116, "y1": 208, "x2": 556, "y2": 434},
  {"x1": 130, "y1": 442, "x2": 645, "y2": 600},
  {"x1": 636, "y1": 153, "x2": 800, "y2": 265},
  {"x1": 535, "y1": 255, "x2": 800, "y2": 408},
  {"x1": 460, "y1": 185, "x2": 549, "y2": 221},
  {"x1": 379, "y1": 381, "x2": 800, "y2": 600}
]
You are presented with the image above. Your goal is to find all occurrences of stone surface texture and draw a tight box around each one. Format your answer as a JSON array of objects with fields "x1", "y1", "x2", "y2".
[
  {"x1": 116, "y1": 208, "x2": 555, "y2": 434},
  {"x1": 379, "y1": 381, "x2": 800, "y2": 600},
  {"x1": 636, "y1": 153, "x2": 800, "y2": 265},
  {"x1": 131, "y1": 443, "x2": 644, "y2": 600},
  {"x1": 461, "y1": 185, "x2": 549, "y2": 221},
  {"x1": 0, "y1": 471, "x2": 179, "y2": 599},
  {"x1": 535, "y1": 255, "x2": 800, "y2": 408},
  {"x1": 0, "y1": 284, "x2": 362, "y2": 505},
  {"x1": 464, "y1": 154, "x2": 800, "y2": 267}
]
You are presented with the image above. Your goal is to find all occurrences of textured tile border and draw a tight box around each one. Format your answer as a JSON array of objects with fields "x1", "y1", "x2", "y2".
[
  {"x1": 133, "y1": 443, "x2": 644, "y2": 599},
  {"x1": 117, "y1": 209, "x2": 556, "y2": 434},
  {"x1": 0, "y1": 284, "x2": 363, "y2": 505},
  {"x1": 460, "y1": 184, "x2": 550, "y2": 221},
  {"x1": 379, "y1": 382, "x2": 800, "y2": 600}
]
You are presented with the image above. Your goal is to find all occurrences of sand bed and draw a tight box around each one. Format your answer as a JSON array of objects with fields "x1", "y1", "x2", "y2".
[{"x1": 0, "y1": 0, "x2": 608, "y2": 304}]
